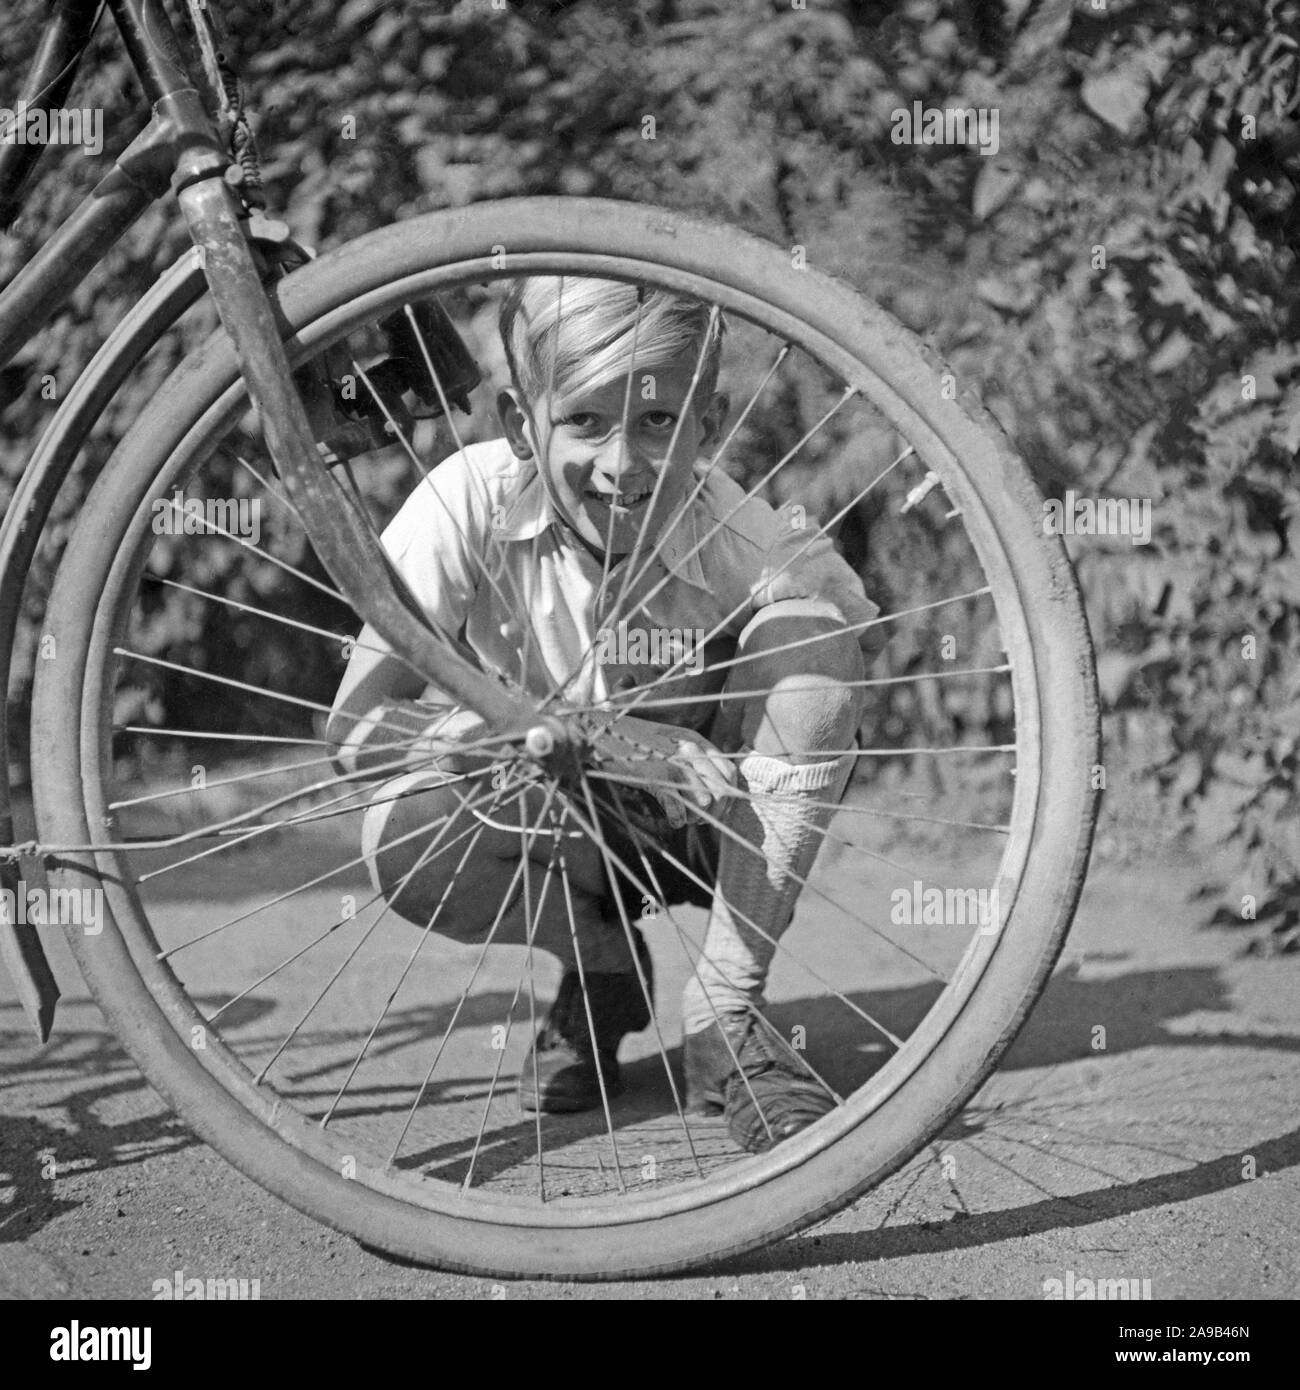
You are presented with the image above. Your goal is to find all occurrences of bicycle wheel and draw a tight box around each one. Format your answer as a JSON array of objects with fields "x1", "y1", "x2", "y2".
[{"x1": 31, "y1": 197, "x2": 1098, "y2": 1279}]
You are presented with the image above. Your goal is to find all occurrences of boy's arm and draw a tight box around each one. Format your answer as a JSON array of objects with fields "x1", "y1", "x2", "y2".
[
  {"x1": 326, "y1": 447, "x2": 499, "y2": 778},
  {"x1": 325, "y1": 626, "x2": 488, "y2": 779}
]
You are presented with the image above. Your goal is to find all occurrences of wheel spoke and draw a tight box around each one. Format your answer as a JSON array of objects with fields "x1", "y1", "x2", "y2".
[
  {"x1": 149, "y1": 574, "x2": 429, "y2": 684},
  {"x1": 159, "y1": 769, "x2": 513, "y2": 961},
  {"x1": 607, "y1": 303, "x2": 721, "y2": 624},
  {"x1": 568, "y1": 781, "x2": 909, "y2": 1042},
  {"x1": 363, "y1": 315, "x2": 553, "y2": 681},
  {"x1": 228, "y1": 445, "x2": 298, "y2": 521},
  {"x1": 748, "y1": 1008, "x2": 843, "y2": 1105},
  {"x1": 115, "y1": 646, "x2": 423, "y2": 741},
  {"x1": 318, "y1": 793, "x2": 499, "y2": 1128},
  {"x1": 110, "y1": 745, "x2": 353, "y2": 811},
  {"x1": 586, "y1": 766, "x2": 1010, "y2": 837},
  {"x1": 114, "y1": 712, "x2": 506, "y2": 817},
  {"x1": 595, "y1": 782, "x2": 777, "y2": 1148},
  {"x1": 610, "y1": 443, "x2": 913, "y2": 721},
  {"x1": 120, "y1": 726, "x2": 333, "y2": 746},
  {"x1": 461, "y1": 806, "x2": 568, "y2": 1192},
  {"x1": 40, "y1": 226, "x2": 1098, "y2": 1267},
  {"x1": 520, "y1": 794, "x2": 547, "y2": 1200},
  {"x1": 572, "y1": 781, "x2": 703, "y2": 1177},
  {"x1": 620, "y1": 338, "x2": 790, "y2": 605},
  {"x1": 387, "y1": 782, "x2": 560, "y2": 1172},
  {"x1": 255, "y1": 773, "x2": 530, "y2": 1086},
  {"x1": 117, "y1": 647, "x2": 520, "y2": 784},
  {"x1": 148, "y1": 491, "x2": 349, "y2": 608},
  {"x1": 583, "y1": 774, "x2": 946, "y2": 995},
  {"x1": 595, "y1": 286, "x2": 648, "y2": 611},
  {"x1": 706, "y1": 744, "x2": 1017, "y2": 759},
  {"x1": 549, "y1": 805, "x2": 626, "y2": 1194},
  {"x1": 582, "y1": 764, "x2": 990, "y2": 894},
  {"x1": 610, "y1": 384, "x2": 864, "y2": 635},
  {"x1": 606, "y1": 665, "x2": 1013, "y2": 716},
  {"x1": 131, "y1": 743, "x2": 452, "y2": 882},
  {"x1": 654, "y1": 584, "x2": 995, "y2": 684},
  {"x1": 540, "y1": 381, "x2": 870, "y2": 710}
]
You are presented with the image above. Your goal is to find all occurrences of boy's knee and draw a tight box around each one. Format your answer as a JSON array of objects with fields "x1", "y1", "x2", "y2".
[
  {"x1": 724, "y1": 600, "x2": 863, "y2": 758},
  {"x1": 361, "y1": 770, "x2": 492, "y2": 939},
  {"x1": 740, "y1": 599, "x2": 862, "y2": 681}
]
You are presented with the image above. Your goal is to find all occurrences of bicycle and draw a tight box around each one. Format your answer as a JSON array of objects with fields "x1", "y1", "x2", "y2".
[{"x1": 0, "y1": 0, "x2": 1100, "y2": 1279}]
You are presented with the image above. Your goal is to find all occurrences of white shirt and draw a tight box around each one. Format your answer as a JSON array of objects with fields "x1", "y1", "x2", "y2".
[{"x1": 380, "y1": 438, "x2": 877, "y2": 716}]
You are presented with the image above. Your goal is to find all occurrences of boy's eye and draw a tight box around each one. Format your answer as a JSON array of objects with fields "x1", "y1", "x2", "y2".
[
  {"x1": 641, "y1": 411, "x2": 677, "y2": 430},
  {"x1": 556, "y1": 412, "x2": 602, "y2": 433}
]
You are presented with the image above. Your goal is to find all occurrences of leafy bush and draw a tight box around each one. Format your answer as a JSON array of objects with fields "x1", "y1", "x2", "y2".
[{"x1": 2, "y1": 0, "x2": 1296, "y2": 940}]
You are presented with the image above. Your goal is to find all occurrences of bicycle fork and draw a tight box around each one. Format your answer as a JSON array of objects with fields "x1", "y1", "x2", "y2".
[{"x1": 2, "y1": 0, "x2": 556, "y2": 1039}]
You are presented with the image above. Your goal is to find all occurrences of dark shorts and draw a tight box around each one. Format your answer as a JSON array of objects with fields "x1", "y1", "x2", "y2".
[{"x1": 596, "y1": 812, "x2": 720, "y2": 921}]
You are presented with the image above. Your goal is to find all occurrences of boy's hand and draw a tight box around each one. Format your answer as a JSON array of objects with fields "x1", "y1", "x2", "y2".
[
  {"x1": 406, "y1": 704, "x2": 496, "y2": 775},
  {"x1": 589, "y1": 713, "x2": 737, "y2": 829}
]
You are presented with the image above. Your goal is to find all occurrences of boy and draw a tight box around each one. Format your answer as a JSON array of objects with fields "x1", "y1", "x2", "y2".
[{"x1": 328, "y1": 276, "x2": 880, "y2": 1154}]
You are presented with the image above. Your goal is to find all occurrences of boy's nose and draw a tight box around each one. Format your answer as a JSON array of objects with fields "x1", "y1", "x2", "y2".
[{"x1": 590, "y1": 431, "x2": 649, "y2": 480}]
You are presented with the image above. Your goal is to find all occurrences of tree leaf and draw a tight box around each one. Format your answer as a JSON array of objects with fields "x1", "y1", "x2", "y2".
[{"x1": 1081, "y1": 67, "x2": 1150, "y2": 136}]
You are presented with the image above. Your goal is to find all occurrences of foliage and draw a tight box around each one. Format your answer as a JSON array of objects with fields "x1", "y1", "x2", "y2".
[{"x1": 1, "y1": 0, "x2": 1297, "y2": 938}]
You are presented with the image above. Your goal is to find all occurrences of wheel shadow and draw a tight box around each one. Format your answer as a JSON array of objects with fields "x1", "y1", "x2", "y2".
[
  {"x1": 4, "y1": 958, "x2": 1296, "y2": 1248},
  {"x1": 719, "y1": 959, "x2": 1300, "y2": 1273},
  {"x1": 374, "y1": 958, "x2": 1300, "y2": 1190},
  {"x1": 385, "y1": 956, "x2": 1300, "y2": 1203},
  {"x1": 764, "y1": 960, "x2": 1300, "y2": 1093},
  {"x1": 0, "y1": 1003, "x2": 211, "y2": 1243},
  {"x1": 710, "y1": 1124, "x2": 1300, "y2": 1276}
]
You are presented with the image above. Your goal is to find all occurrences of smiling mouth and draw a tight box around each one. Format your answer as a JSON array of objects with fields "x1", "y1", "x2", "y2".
[{"x1": 585, "y1": 487, "x2": 653, "y2": 510}]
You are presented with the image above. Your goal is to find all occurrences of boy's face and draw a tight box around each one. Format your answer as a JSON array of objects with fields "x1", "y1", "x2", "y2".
[{"x1": 499, "y1": 350, "x2": 728, "y2": 559}]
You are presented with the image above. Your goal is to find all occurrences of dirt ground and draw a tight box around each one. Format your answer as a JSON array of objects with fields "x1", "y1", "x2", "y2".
[{"x1": 1, "y1": 842, "x2": 1297, "y2": 1300}]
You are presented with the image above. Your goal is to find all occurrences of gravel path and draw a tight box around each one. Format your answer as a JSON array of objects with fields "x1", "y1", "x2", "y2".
[{"x1": 2, "y1": 851, "x2": 1296, "y2": 1299}]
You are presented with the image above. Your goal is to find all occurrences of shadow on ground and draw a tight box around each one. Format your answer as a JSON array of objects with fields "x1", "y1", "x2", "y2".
[
  {"x1": 3, "y1": 958, "x2": 1297, "y2": 1253},
  {"x1": 714, "y1": 1124, "x2": 1300, "y2": 1278}
]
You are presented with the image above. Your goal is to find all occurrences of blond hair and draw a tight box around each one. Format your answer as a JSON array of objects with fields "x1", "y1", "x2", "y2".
[{"x1": 499, "y1": 276, "x2": 725, "y2": 410}]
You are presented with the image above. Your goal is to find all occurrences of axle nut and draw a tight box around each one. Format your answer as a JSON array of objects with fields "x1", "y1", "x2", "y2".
[{"x1": 524, "y1": 725, "x2": 555, "y2": 758}]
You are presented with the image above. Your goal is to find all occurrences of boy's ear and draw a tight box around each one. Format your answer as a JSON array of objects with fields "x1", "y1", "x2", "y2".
[
  {"x1": 497, "y1": 388, "x2": 535, "y2": 460},
  {"x1": 698, "y1": 390, "x2": 731, "y2": 454}
]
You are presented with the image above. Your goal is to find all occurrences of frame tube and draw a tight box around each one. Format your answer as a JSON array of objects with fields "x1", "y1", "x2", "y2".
[{"x1": 0, "y1": 0, "x2": 102, "y2": 228}]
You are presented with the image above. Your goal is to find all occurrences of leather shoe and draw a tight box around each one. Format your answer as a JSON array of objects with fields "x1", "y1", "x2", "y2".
[
  {"x1": 518, "y1": 929, "x2": 653, "y2": 1113},
  {"x1": 683, "y1": 1010, "x2": 834, "y2": 1153}
]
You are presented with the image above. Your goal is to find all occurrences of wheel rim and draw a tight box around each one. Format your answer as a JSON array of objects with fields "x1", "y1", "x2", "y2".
[{"x1": 42, "y1": 220, "x2": 1079, "y2": 1258}]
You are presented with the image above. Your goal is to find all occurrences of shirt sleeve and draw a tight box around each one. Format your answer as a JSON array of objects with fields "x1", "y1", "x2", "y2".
[{"x1": 379, "y1": 448, "x2": 488, "y2": 648}]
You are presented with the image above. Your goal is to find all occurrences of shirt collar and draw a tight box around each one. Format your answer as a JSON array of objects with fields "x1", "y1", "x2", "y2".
[
  {"x1": 494, "y1": 464, "x2": 711, "y2": 592},
  {"x1": 493, "y1": 468, "x2": 554, "y2": 541}
]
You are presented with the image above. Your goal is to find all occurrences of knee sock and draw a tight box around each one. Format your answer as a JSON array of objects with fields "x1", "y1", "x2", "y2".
[{"x1": 680, "y1": 751, "x2": 853, "y2": 1036}]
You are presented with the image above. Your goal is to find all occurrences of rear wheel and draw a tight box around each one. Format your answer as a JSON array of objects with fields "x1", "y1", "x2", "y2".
[{"x1": 32, "y1": 197, "x2": 1099, "y2": 1278}]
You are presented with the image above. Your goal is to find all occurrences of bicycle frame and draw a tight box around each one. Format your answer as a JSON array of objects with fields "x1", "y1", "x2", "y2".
[{"x1": 0, "y1": 0, "x2": 551, "y2": 1041}]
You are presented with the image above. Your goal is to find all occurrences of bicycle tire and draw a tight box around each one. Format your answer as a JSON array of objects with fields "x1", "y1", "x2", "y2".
[{"x1": 32, "y1": 196, "x2": 1099, "y2": 1278}]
